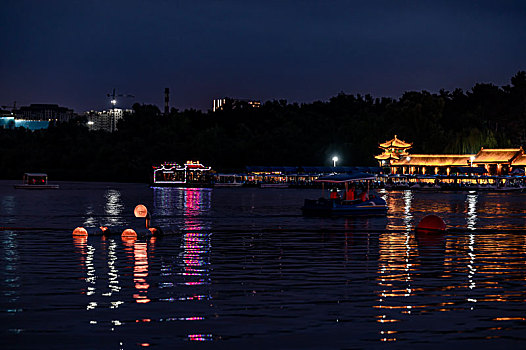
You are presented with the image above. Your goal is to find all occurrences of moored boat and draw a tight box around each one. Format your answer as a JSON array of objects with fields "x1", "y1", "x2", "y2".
[
  {"x1": 152, "y1": 161, "x2": 213, "y2": 188},
  {"x1": 14, "y1": 173, "x2": 59, "y2": 190},
  {"x1": 214, "y1": 173, "x2": 244, "y2": 187}
]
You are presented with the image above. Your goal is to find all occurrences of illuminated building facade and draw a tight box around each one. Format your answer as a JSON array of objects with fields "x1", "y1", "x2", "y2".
[
  {"x1": 392, "y1": 154, "x2": 475, "y2": 175},
  {"x1": 374, "y1": 135, "x2": 412, "y2": 167},
  {"x1": 85, "y1": 108, "x2": 132, "y2": 132},
  {"x1": 471, "y1": 148, "x2": 524, "y2": 175},
  {"x1": 1, "y1": 103, "x2": 75, "y2": 129},
  {"x1": 0, "y1": 116, "x2": 49, "y2": 130},
  {"x1": 17, "y1": 104, "x2": 75, "y2": 122},
  {"x1": 212, "y1": 97, "x2": 261, "y2": 112},
  {"x1": 377, "y1": 136, "x2": 525, "y2": 176}
]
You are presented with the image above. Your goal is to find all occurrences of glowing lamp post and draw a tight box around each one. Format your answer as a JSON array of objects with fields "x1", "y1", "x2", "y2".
[{"x1": 332, "y1": 156, "x2": 339, "y2": 167}]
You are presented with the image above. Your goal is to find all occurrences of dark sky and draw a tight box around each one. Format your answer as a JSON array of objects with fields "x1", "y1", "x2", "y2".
[{"x1": 1, "y1": 0, "x2": 525, "y2": 113}]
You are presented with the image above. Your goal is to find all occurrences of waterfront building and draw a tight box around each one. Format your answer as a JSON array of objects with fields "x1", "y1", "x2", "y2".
[
  {"x1": 374, "y1": 135, "x2": 412, "y2": 167},
  {"x1": 377, "y1": 136, "x2": 526, "y2": 176},
  {"x1": 213, "y1": 97, "x2": 261, "y2": 112},
  {"x1": 472, "y1": 148, "x2": 524, "y2": 175},
  {"x1": 391, "y1": 154, "x2": 474, "y2": 175},
  {"x1": 511, "y1": 153, "x2": 526, "y2": 170},
  {"x1": 243, "y1": 165, "x2": 383, "y2": 186}
]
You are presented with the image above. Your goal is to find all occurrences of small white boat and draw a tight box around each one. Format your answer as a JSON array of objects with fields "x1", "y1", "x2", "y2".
[
  {"x1": 14, "y1": 173, "x2": 59, "y2": 190},
  {"x1": 214, "y1": 182, "x2": 244, "y2": 188},
  {"x1": 214, "y1": 174, "x2": 244, "y2": 187}
]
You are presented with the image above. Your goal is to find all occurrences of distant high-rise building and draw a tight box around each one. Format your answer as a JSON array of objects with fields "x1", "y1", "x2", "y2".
[
  {"x1": 213, "y1": 97, "x2": 261, "y2": 112},
  {"x1": 85, "y1": 108, "x2": 132, "y2": 132}
]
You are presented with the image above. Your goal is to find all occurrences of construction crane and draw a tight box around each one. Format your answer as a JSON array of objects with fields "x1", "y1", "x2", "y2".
[
  {"x1": 105, "y1": 89, "x2": 135, "y2": 132},
  {"x1": 107, "y1": 89, "x2": 134, "y2": 107}
]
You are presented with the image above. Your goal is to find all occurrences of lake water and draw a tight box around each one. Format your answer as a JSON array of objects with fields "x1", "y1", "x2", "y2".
[{"x1": 1, "y1": 181, "x2": 525, "y2": 349}]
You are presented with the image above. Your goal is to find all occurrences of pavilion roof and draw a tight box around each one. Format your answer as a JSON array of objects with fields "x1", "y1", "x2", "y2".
[
  {"x1": 379, "y1": 135, "x2": 412, "y2": 149},
  {"x1": 392, "y1": 154, "x2": 474, "y2": 167},
  {"x1": 472, "y1": 148, "x2": 523, "y2": 164},
  {"x1": 374, "y1": 153, "x2": 398, "y2": 160},
  {"x1": 511, "y1": 153, "x2": 526, "y2": 166}
]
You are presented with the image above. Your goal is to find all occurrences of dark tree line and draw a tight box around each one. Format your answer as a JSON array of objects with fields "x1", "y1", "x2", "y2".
[{"x1": 1, "y1": 72, "x2": 525, "y2": 183}]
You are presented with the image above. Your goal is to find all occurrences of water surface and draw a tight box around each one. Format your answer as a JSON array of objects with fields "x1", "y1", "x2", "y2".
[{"x1": 1, "y1": 181, "x2": 525, "y2": 349}]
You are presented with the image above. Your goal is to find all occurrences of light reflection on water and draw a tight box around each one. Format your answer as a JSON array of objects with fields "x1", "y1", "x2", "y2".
[
  {"x1": 403, "y1": 190, "x2": 413, "y2": 231},
  {"x1": 104, "y1": 189, "x2": 124, "y2": 226},
  {"x1": 467, "y1": 192, "x2": 478, "y2": 230},
  {"x1": 0, "y1": 182, "x2": 526, "y2": 348}
]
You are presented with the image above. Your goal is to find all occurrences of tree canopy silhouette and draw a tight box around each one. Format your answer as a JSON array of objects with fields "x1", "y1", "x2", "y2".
[{"x1": 1, "y1": 72, "x2": 525, "y2": 182}]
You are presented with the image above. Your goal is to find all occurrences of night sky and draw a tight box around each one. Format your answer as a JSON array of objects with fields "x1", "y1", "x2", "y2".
[{"x1": 1, "y1": 0, "x2": 525, "y2": 113}]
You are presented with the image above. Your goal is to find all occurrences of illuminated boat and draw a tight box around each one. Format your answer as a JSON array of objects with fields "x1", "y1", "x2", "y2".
[
  {"x1": 152, "y1": 161, "x2": 213, "y2": 188},
  {"x1": 301, "y1": 173, "x2": 388, "y2": 216},
  {"x1": 14, "y1": 173, "x2": 59, "y2": 189}
]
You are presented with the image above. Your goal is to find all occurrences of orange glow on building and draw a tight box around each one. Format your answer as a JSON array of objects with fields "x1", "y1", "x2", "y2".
[
  {"x1": 375, "y1": 135, "x2": 412, "y2": 166},
  {"x1": 377, "y1": 137, "x2": 525, "y2": 175}
]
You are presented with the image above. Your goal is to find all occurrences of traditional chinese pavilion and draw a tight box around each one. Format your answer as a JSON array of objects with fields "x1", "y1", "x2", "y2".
[
  {"x1": 374, "y1": 135, "x2": 412, "y2": 166},
  {"x1": 376, "y1": 136, "x2": 525, "y2": 176},
  {"x1": 391, "y1": 154, "x2": 474, "y2": 175},
  {"x1": 472, "y1": 148, "x2": 524, "y2": 175}
]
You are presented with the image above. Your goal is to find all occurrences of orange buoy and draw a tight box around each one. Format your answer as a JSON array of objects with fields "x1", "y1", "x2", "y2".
[
  {"x1": 122, "y1": 228, "x2": 138, "y2": 239},
  {"x1": 134, "y1": 204, "x2": 148, "y2": 218},
  {"x1": 73, "y1": 227, "x2": 88, "y2": 236},
  {"x1": 416, "y1": 215, "x2": 446, "y2": 232}
]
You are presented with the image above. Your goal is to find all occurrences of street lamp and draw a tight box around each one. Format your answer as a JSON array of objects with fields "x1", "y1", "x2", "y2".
[{"x1": 332, "y1": 156, "x2": 339, "y2": 167}]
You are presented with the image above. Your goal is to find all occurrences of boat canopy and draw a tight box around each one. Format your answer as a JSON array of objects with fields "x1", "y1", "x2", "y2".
[
  {"x1": 24, "y1": 173, "x2": 48, "y2": 177},
  {"x1": 388, "y1": 174, "x2": 408, "y2": 178},
  {"x1": 246, "y1": 166, "x2": 384, "y2": 175},
  {"x1": 415, "y1": 174, "x2": 436, "y2": 179},
  {"x1": 315, "y1": 172, "x2": 376, "y2": 183}
]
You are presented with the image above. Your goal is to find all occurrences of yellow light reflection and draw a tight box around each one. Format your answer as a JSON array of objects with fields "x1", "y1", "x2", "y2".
[{"x1": 133, "y1": 242, "x2": 150, "y2": 304}]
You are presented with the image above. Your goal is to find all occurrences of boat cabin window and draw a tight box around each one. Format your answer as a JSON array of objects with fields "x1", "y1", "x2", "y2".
[{"x1": 23, "y1": 174, "x2": 48, "y2": 185}]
